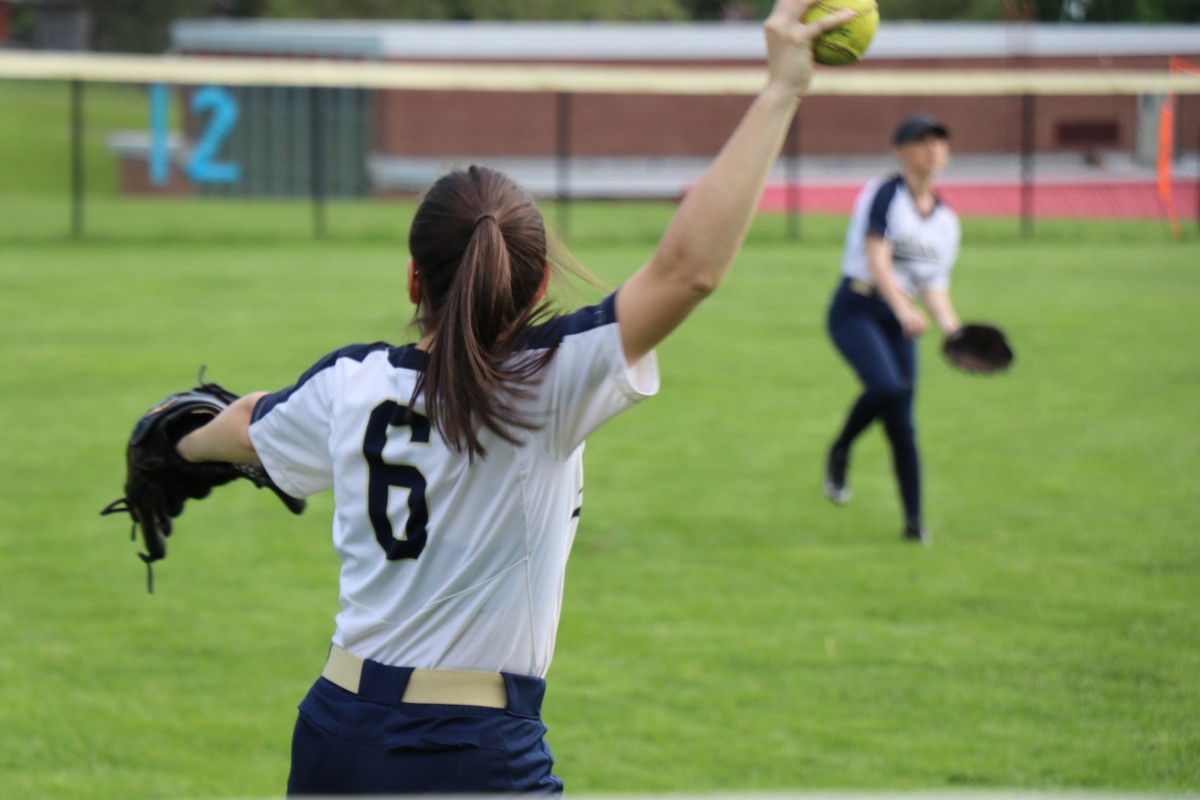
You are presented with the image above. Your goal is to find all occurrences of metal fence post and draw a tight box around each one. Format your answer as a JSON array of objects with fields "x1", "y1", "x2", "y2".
[
  {"x1": 786, "y1": 114, "x2": 801, "y2": 241},
  {"x1": 310, "y1": 86, "x2": 326, "y2": 240},
  {"x1": 555, "y1": 92, "x2": 571, "y2": 241},
  {"x1": 71, "y1": 79, "x2": 84, "y2": 239},
  {"x1": 1021, "y1": 92, "x2": 1035, "y2": 239}
]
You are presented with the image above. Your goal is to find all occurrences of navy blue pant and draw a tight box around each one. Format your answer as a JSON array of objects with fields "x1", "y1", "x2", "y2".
[
  {"x1": 827, "y1": 278, "x2": 922, "y2": 526},
  {"x1": 287, "y1": 661, "x2": 562, "y2": 796}
]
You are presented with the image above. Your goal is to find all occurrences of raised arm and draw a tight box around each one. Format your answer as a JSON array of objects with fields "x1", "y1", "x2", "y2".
[{"x1": 614, "y1": 0, "x2": 857, "y2": 364}]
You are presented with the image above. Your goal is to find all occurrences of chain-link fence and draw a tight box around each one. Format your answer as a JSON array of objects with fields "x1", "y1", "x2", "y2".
[{"x1": 2, "y1": 49, "x2": 1198, "y2": 242}]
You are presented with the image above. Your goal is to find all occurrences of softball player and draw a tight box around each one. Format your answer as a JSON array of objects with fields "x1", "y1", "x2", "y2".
[
  {"x1": 174, "y1": 1, "x2": 857, "y2": 794},
  {"x1": 823, "y1": 113, "x2": 962, "y2": 544}
]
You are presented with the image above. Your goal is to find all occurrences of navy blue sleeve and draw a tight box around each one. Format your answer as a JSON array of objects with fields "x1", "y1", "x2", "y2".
[
  {"x1": 866, "y1": 176, "x2": 902, "y2": 238},
  {"x1": 518, "y1": 292, "x2": 618, "y2": 351},
  {"x1": 253, "y1": 342, "x2": 391, "y2": 422}
]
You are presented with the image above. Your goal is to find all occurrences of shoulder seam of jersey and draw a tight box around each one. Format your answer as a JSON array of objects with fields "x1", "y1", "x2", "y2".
[
  {"x1": 516, "y1": 292, "x2": 618, "y2": 350},
  {"x1": 252, "y1": 342, "x2": 392, "y2": 423}
]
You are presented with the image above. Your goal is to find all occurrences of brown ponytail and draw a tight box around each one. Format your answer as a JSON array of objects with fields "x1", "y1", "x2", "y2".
[{"x1": 407, "y1": 166, "x2": 564, "y2": 459}]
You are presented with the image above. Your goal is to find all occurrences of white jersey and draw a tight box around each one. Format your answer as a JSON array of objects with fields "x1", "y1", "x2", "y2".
[
  {"x1": 841, "y1": 174, "x2": 960, "y2": 298},
  {"x1": 248, "y1": 293, "x2": 659, "y2": 678}
]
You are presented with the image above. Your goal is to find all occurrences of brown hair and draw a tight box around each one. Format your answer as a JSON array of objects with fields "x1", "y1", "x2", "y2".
[{"x1": 407, "y1": 165, "x2": 568, "y2": 459}]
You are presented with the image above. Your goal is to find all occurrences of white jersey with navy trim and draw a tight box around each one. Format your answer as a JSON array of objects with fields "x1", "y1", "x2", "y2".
[
  {"x1": 841, "y1": 174, "x2": 960, "y2": 298},
  {"x1": 248, "y1": 293, "x2": 659, "y2": 678}
]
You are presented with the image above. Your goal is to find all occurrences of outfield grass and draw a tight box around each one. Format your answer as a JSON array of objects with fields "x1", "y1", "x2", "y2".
[
  {"x1": 0, "y1": 191, "x2": 1197, "y2": 798},
  {"x1": 0, "y1": 80, "x2": 153, "y2": 198},
  {"x1": 2, "y1": 74, "x2": 1195, "y2": 799}
]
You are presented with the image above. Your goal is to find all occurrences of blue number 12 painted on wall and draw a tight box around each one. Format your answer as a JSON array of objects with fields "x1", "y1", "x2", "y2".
[{"x1": 149, "y1": 84, "x2": 243, "y2": 185}]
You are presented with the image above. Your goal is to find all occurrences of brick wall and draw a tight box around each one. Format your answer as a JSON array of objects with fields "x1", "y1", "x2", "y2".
[{"x1": 372, "y1": 53, "x2": 1199, "y2": 159}]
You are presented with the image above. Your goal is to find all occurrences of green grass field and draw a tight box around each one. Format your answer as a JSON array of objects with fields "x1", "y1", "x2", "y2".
[{"x1": 1, "y1": 79, "x2": 1198, "y2": 799}]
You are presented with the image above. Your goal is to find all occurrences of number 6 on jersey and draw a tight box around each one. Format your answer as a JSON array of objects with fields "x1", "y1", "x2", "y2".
[{"x1": 362, "y1": 401, "x2": 430, "y2": 560}]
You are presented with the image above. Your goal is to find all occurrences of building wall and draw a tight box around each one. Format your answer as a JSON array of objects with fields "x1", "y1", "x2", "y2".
[
  {"x1": 375, "y1": 89, "x2": 751, "y2": 157},
  {"x1": 132, "y1": 21, "x2": 1200, "y2": 200},
  {"x1": 374, "y1": 52, "x2": 1197, "y2": 159},
  {"x1": 116, "y1": 157, "x2": 192, "y2": 195},
  {"x1": 168, "y1": 21, "x2": 1200, "y2": 162}
]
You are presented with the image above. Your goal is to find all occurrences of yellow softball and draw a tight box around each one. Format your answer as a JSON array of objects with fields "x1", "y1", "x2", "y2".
[{"x1": 802, "y1": 0, "x2": 880, "y2": 67}]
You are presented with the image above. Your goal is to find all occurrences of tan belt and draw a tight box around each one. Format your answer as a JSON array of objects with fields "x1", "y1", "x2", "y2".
[
  {"x1": 848, "y1": 278, "x2": 877, "y2": 297},
  {"x1": 322, "y1": 645, "x2": 508, "y2": 709}
]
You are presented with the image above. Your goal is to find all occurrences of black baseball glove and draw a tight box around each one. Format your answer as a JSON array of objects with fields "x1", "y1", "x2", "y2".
[
  {"x1": 101, "y1": 373, "x2": 304, "y2": 591},
  {"x1": 941, "y1": 323, "x2": 1015, "y2": 375}
]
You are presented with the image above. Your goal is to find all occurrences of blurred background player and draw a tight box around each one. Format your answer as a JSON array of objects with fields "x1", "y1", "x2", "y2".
[
  {"x1": 822, "y1": 112, "x2": 962, "y2": 544},
  {"x1": 172, "y1": 0, "x2": 857, "y2": 794}
]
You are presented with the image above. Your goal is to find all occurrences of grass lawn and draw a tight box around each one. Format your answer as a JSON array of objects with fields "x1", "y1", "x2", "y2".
[
  {"x1": 0, "y1": 191, "x2": 1196, "y2": 797},
  {"x1": 1, "y1": 63, "x2": 1197, "y2": 800}
]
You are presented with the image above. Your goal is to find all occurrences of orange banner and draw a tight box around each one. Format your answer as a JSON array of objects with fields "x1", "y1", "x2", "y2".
[
  {"x1": 1158, "y1": 94, "x2": 1178, "y2": 239},
  {"x1": 1159, "y1": 58, "x2": 1199, "y2": 240}
]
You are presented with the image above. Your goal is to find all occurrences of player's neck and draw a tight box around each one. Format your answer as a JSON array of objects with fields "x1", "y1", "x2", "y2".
[{"x1": 902, "y1": 172, "x2": 937, "y2": 212}]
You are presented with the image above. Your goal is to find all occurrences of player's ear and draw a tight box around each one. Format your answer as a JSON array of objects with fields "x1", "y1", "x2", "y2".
[
  {"x1": 533, "y1": 263, "x2": 551, "y2": 304},
  {"x1": 407, "y1": 260, "x2": 421, "y2": 306}
]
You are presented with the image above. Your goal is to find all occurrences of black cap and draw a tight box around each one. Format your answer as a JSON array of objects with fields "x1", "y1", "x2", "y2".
[{"x1": 892, "y1": 113, "x2": 950, "y2": 146}]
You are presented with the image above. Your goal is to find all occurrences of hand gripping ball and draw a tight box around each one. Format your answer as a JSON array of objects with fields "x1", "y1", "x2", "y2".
[{"x1": 802, "y1": 0, "x2": 880, "y2": 67}]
